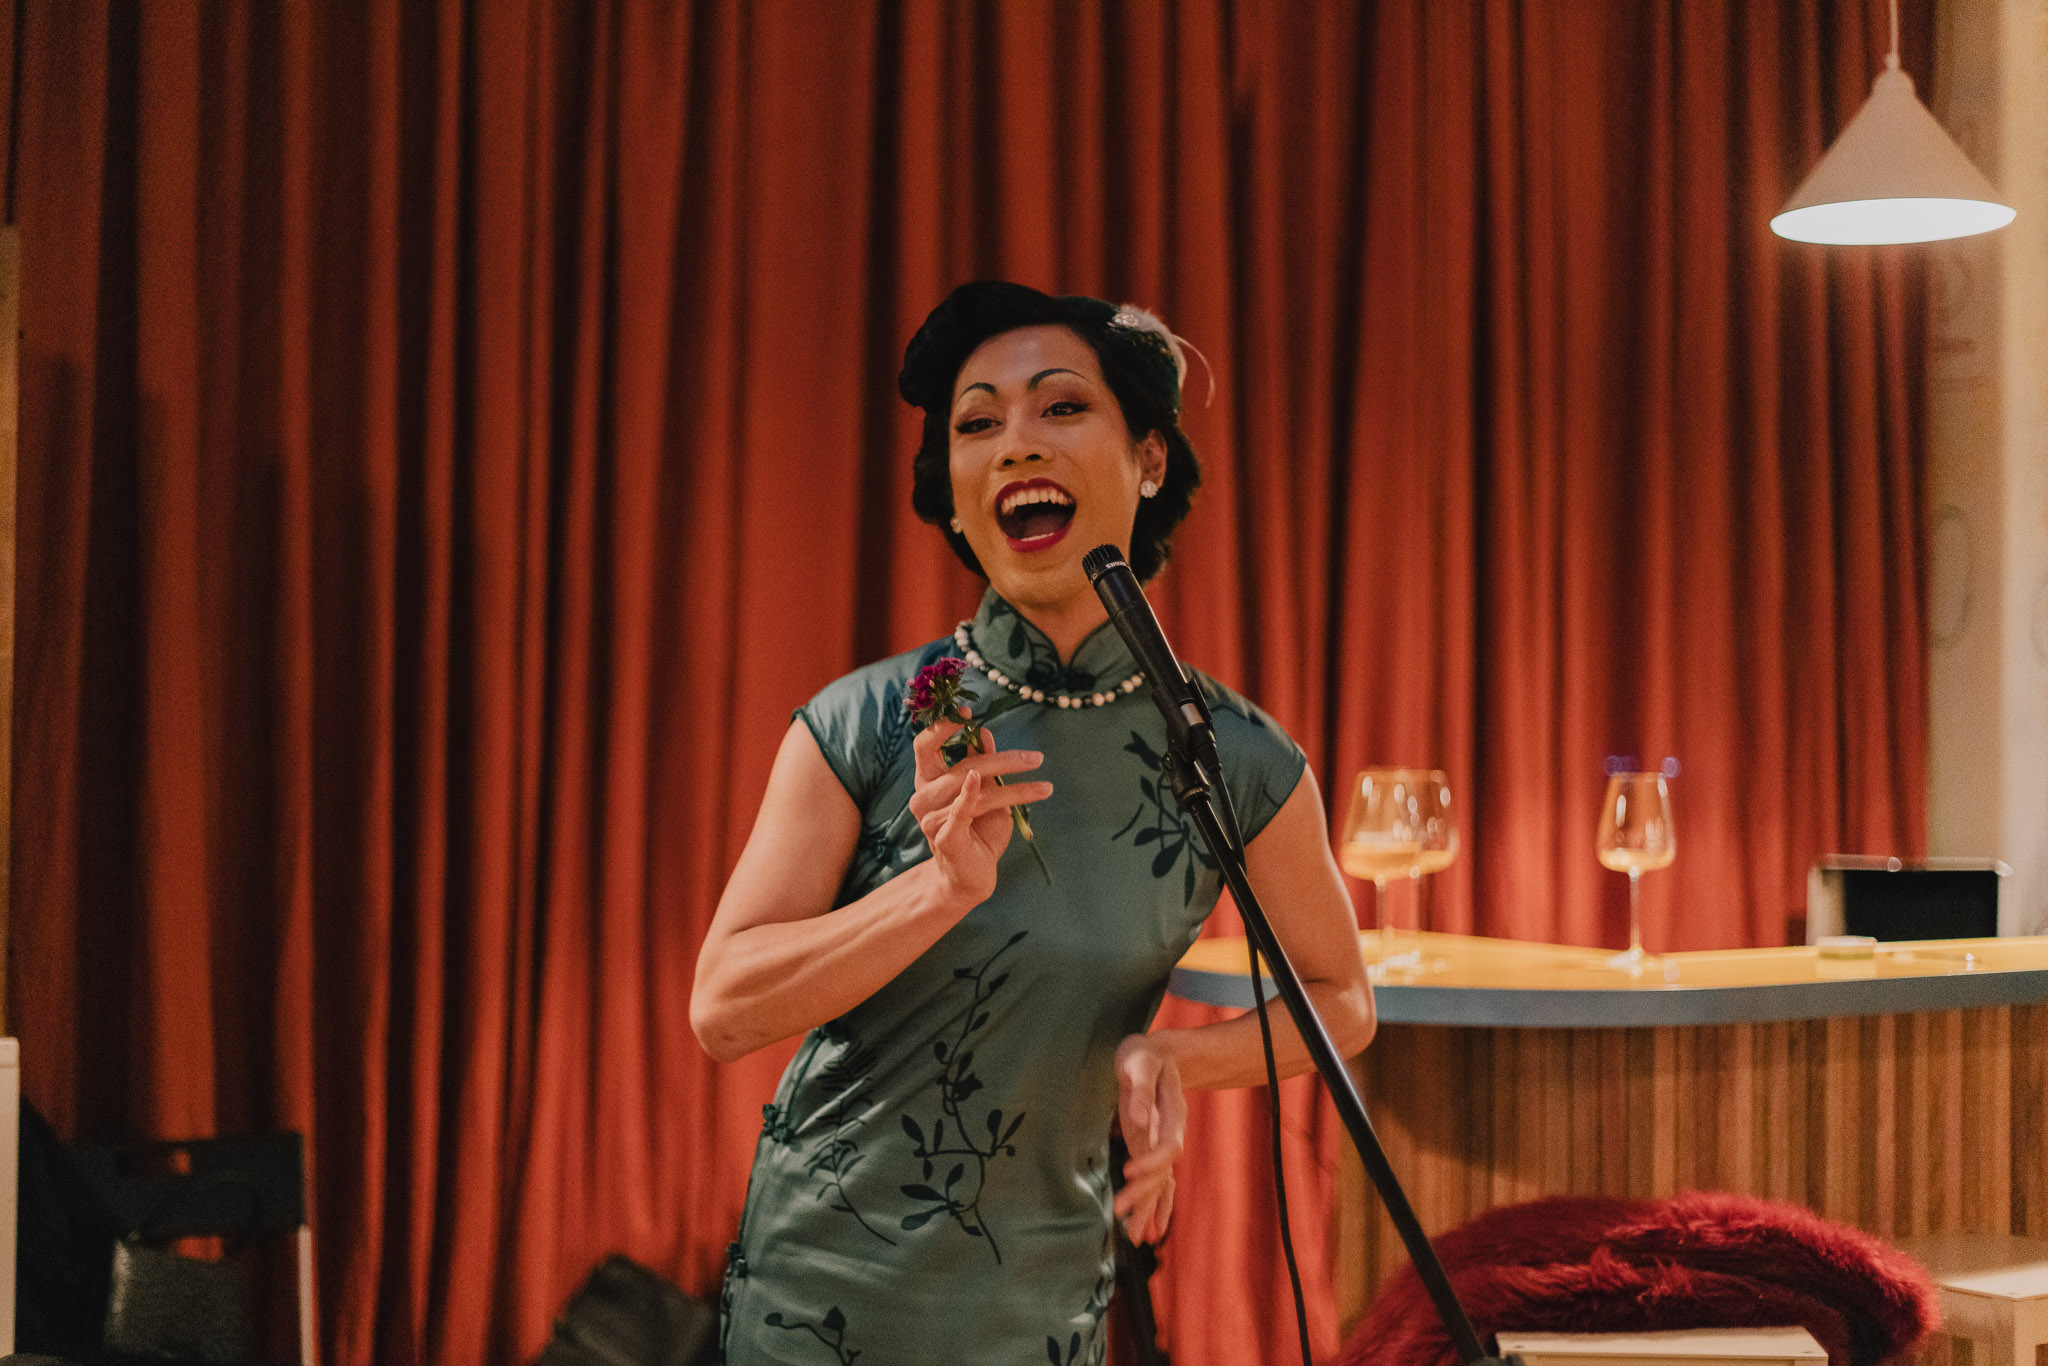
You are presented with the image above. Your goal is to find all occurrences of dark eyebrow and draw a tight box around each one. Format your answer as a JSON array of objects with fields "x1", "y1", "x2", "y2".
[{"x1": 954, "y1": 368, "x2": 1084, "y2": 407}]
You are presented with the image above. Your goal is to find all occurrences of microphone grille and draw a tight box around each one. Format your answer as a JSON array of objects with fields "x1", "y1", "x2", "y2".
[{"x1": 1082, "y1": 545, "x2": 1125, "y2": 581}]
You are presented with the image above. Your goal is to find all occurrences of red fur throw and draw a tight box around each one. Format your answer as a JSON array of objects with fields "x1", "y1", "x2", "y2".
[{"x1": 1338, "y1": 1192, "x2": 1938, "y2": 1366}]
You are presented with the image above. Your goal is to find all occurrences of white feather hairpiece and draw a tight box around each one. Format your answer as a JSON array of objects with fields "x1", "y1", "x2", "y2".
[{"x1": 1110, "y1": 303, "x2": 1217, "y2": 409}]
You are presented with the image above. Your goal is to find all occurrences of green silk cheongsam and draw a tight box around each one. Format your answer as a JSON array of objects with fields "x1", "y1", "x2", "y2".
[{"x1": 720, "y1": 589, "x2": 1306, "y2": 1366}]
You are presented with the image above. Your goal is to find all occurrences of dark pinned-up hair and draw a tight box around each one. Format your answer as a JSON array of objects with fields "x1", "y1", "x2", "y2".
[{"x1": 898, "y1": 280, "x2": 1201, "y2": 582}]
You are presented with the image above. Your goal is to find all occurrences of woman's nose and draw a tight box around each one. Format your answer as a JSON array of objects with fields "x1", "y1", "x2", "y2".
[
  {"x1": 994, "y1": 407, "x2": 1050, "y2": 467},
  {"x1": 996, "y1": 436, "x2": 1046, "y2": 468}
]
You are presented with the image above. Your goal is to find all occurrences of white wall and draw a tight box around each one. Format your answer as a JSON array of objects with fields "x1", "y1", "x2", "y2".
[{"x1": 1926, "y1": 0, "x2": 2048, "y2": 935}]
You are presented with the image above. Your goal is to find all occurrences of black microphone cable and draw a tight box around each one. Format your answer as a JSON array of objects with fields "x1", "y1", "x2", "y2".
[
  {"x1": 1249, "y1": 929, "x2": 1317, "y2": 1366},
  {"x1": 1082, "y1": 546, "x2": 1315, "y2": 1366}
]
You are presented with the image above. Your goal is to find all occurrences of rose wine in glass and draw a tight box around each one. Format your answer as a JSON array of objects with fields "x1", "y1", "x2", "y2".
[
  {"x1": 1340, "y1": 769, "x2": 1458, "y2": 978},
  {"x1": 1597, "y1": 770, "x2": 1676, "y2": 973}
]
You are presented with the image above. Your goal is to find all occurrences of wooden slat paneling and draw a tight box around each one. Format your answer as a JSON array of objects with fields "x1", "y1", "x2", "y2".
[
  {"x1": 1334, "y1": 1007, "x2": 2048, "y2": 1332},
  {"x1": 2015, "y1": 1005, "x2": 2047, "y2": 1235}
]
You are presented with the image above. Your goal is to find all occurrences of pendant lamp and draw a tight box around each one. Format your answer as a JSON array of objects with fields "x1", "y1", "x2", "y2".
[{"x1": 1771, "y1": 0, "x2": 2014, "y2": 244}]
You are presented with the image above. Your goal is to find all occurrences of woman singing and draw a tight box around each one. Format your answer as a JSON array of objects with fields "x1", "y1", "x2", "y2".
[{"x1": 692, "y1": 281, "x2": 1375, "y2": 1364}]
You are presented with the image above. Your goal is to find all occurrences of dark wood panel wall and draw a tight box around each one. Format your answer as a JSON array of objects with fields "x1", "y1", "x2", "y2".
[
  {"x1": 0, "y1": 227, "x2": 15, "y2": 1033},
  {"x1": 1336, "y1": 1007, "x2": 2048, "y2": 1330}
]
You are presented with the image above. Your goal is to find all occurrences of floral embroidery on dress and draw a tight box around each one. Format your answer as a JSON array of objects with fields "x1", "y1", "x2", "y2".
[
  {"x1": 897, "y1": 930, "x2": 1029, "y2": 1263},
  {"x1": 759, "y1": 1023, "x2": 895, "y2": 1245},
  {"x1": 1110, "y1": 730, "x2": 1217, "y2": 903},
  {"x1": 764, "y1": 1305, "x2": 860, "y2": 1364},
  {"x1": 804, "y1": 1023, "x2": 895, "y2": 1246},
  {"x1": 982, "y1": 596, "x2": 1098, "y2": 694},
  {"x1": 1046, "y1": 1219, "x2": 1115, "y2": 1365},
  {"x1": 843, "y1": 812, "x2": 913, "y2": 901}
]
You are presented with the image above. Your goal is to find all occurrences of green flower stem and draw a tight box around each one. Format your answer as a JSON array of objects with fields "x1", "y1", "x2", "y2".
[{"x1": 964, "y1": 728, "x2": 1053, "y2": 886}]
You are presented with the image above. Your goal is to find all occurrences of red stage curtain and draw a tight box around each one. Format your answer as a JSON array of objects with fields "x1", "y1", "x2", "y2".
[{"x1": 7, "y1": 2, "x2": 1925, "y2": 1363}]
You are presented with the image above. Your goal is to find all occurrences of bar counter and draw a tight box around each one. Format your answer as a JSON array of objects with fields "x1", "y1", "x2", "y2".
[
  {"x1": 1168, "y1": 933, "x2": 2048, "y2": 1331},
  {"x1": 1170, "y1": 931, "x2": 2048, "y2": 1025}
]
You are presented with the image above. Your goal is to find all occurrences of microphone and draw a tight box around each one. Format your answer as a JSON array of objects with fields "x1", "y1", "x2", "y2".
[
  {"x1": 1081, "y1": 545, "x2": 1244, "y2": 852},
  {"x1": 1082, "y1": 546, "x2": 1202, "y2": 739}
]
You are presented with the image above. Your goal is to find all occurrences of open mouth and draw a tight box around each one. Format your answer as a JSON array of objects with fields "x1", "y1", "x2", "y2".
[{"x1": 993, "y1": 479, "x2": 1077, "y2": 551}]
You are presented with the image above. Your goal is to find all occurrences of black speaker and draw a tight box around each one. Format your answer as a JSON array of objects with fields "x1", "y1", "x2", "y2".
[
  {"x1": 13, "y1": 1100, "x2": 118, "y2": 1360},
  {"x1": 1806, "y1": 857, "x2": 2006, "y2": 942}
]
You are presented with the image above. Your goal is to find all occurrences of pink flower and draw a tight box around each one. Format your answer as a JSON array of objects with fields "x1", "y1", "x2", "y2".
[{"x1": 906, "y1": 656, "x2": 970, "y2": 728}]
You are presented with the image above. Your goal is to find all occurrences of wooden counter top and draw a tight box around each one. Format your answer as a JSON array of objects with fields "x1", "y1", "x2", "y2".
[{"x1": 1169, "y1": 931, "x2": 2048, "y2": 1026}]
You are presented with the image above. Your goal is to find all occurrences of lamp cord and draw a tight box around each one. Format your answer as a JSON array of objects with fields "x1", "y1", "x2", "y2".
[
  {"x1": 1246, "y1": 934, "x2": 1316, "y2": 1366},
  {"x1": 1887, "y1": 0, "x2": 1901, "y2": 70}
]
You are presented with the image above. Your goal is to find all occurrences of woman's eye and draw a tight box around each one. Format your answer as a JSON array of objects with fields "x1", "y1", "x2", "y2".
[
  {"x1": 954, "y1": 416, "x2": 996, "y2": 435},
  {"x1": 1045, "y1": 400, "x2": 1088, "y2": 418}
]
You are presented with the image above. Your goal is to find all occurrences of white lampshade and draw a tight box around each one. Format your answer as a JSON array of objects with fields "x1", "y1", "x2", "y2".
[{"x1": 1772, "y1": 65, "x2": 2015, "y2": 245}]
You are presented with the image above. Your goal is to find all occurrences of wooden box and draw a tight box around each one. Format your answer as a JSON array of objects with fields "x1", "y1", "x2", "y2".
[
  {"x1": 1897, "y1": 1235, "x2": 2048, "y2": 1366},
  {"x1": 1494, "y1": 1327, "x2": 1828, "y2": 1366}
]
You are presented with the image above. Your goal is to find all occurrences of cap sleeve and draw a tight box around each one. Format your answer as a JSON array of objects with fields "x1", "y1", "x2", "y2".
[
  {"x1": 792, "y1": 645, "x2": 938, "y2": 811},
  {"x1": 1197, "y1": 676, "x2": 1310, "y2": 845}
]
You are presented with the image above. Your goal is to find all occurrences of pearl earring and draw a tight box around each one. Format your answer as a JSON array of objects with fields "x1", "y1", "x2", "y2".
[
  {"x1": 950, "y1": 516, "x2": 964, "y2": 533},
  {"x1": 1139, "y1": 480, "x2": 1160, "y2": 498}
]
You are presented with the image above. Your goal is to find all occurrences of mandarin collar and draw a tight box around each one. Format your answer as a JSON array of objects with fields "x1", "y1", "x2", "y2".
[{"x1": 964, "y1": 588, "x2": 1139, "y2": 695}]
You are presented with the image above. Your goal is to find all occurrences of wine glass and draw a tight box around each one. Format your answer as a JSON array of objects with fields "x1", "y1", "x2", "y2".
[
  {"x1": 1339, "y1": 769, "x2": 1459, "y2": 978},
  {"x1": 1596, "y1": 768, "x2": 1676, "y2": 972}
]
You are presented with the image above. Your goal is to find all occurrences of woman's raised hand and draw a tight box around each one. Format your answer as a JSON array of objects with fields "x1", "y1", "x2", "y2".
[
  {"x1": 1113, "y1": 1033, "x2": 1187, "y2": 1245},
  {"x1": 908, "y1": 708, "x2": 1052, "y2": 907}
]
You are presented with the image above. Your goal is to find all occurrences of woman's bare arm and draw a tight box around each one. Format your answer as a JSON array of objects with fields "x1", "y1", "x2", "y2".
[
  {"x1": 689, "y1": 717, "x2": 1050, "y2": 1063},
  {"x1": 1147, "y1": 767, "x2": 1377, "y2": 1089},
  {"x1": 1112, "y1": 764, "x2": 1375, "y2": 1241}
]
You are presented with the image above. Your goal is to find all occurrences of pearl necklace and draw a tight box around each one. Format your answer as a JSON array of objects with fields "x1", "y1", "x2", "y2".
[{"x1": 954, "y1": 623, "x2": 1146, "y2": 710}]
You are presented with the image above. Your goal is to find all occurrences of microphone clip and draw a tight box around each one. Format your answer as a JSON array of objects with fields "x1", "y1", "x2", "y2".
[{"x1": 1161, "y1": 696, "x2": 1243, "y2": 862}]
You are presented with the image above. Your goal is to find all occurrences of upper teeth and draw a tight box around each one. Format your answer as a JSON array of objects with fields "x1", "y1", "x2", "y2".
[{"x1": 1000, "y1": 485, "x2": 1075, "y2": 515}]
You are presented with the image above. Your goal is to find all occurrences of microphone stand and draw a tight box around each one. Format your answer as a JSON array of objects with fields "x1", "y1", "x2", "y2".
[
  {"x1": 1156, "y1": 712, "x2": 1518, "y2": 1366},
  {"x1": 1081, "y1": 544, "x2": 1513, "y2": 1364}
]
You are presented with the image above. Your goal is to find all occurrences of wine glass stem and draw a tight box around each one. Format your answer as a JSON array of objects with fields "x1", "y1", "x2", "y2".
[
  {"x1": 1627, "y1": 867, "x2": 1643, "y2": 957},
  {"x1": 1376, "y1": 877, "x2": 1391, "y2": 961}
]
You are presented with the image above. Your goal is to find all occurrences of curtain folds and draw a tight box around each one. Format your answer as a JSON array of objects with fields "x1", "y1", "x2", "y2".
[{"x1": 8, "y1": 2, "x2": 1926, "y2": 1362}]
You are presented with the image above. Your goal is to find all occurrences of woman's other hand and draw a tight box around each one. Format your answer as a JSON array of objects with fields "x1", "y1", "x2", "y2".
[
  {"x1": 907, "y1": 708, "x2": 1052, "y2": 906},
  {"x1": 1113, "y1": 1033, "x2": 1187, "y2": 1245}
]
